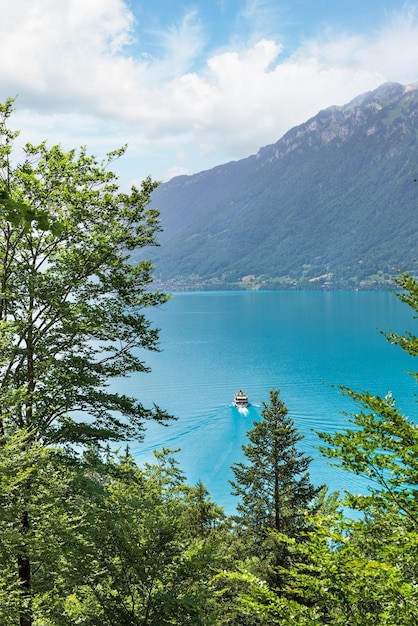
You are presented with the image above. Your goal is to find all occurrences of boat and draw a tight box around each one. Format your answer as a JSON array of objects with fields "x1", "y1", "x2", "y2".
[{"x1": 234, "y1": 390, "x2": 249, "y2": 408}]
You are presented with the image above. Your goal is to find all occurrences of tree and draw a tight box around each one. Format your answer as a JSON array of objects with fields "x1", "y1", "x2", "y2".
[
  {"x1": 218, "y1": 509, "x2": 418, "y2": 625},
  {"x1": 315, "y1": 272, "x2": 418, "y2": 622},
  {"x1": 0, "y1": 99, "x2": 62, "y2": 234},
  {"x1": 180, "y1": 480, "x2": 226, "y2": 539},
  {"x1": 231, "y1": 390, "x2": 320, "y2": 538},
  {"x1": 55, "y1": 449, "x2": 225, "y2": 626},
  {"x1": 0, "y1": 99, "x2": 170, "y2": 625},
  {"x1": 0, "y1": 433, "x2": 111, "y2": 625},
  {"x1": 319, "y1": 273, "x2": 418, "y2": 522},
  {"x1": 230, "y1": 389, "x2": 321, "y2": 588}
]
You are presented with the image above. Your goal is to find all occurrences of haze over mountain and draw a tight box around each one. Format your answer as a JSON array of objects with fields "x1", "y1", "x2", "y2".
[{"x1": 148, "y1": 82, "x2": 418, "y2": 290}]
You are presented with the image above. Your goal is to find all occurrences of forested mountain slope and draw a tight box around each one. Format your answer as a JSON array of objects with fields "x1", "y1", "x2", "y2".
[{"x1": 149, "y1": 82, "x2": 418, "y2": 290}]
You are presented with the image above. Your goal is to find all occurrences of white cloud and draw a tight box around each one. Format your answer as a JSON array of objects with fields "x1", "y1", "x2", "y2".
[
  {"x1": 158, "y1": 39, "x2": 383, "y2": 159},
  {"x1": 1, "y1": 1, "x2": 418, "y2": 183},
  {"x1": 0, "y1": 1, "x2": 140, "y2": 137}
]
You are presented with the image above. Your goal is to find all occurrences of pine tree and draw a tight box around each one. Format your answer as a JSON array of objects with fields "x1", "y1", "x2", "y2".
[
  {"x1": 230, "y1": 389, "x2": 321, "y2": 590},
  {"x1": 231, "y1": 389, "x2": 320, "y2": 539},
  {"x1": 310, "y1": 272, "x2": 418, "y2": 623},
  {"x1": 319, "y1": 272, "x2": 418, "y2": 521}
]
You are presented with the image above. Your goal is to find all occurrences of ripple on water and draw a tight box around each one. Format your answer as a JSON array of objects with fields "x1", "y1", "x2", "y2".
[{"x1": 116, "y1": 291, "x2": 416, "y2": 513}]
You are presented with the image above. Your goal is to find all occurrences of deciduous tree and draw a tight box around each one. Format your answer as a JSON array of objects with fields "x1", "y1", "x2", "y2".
[{"x1": 0, "y1": 98, "x2": 170, "y2": 625}]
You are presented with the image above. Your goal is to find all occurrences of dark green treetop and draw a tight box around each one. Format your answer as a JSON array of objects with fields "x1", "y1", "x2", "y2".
[
  {"x1": 219, "y1": 390, "x2": 323, "y2": 616},
  {"x1": 231, "y1": 389, "x2": 320, "y2": 536}
]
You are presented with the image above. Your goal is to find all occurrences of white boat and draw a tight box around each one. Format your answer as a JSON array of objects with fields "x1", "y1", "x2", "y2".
[{"x1": 234, "y1": 390, "x2": 249, "y2": 408}]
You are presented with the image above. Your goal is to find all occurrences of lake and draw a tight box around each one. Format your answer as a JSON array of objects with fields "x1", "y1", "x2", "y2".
[{"x1": 114, "y1": 290, "x2": 417, "y2": 513}]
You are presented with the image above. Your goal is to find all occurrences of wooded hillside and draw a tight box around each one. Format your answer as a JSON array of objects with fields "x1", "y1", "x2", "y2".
[{"x1": 149, "y1": 82, "x2": 418, "y2": 290}]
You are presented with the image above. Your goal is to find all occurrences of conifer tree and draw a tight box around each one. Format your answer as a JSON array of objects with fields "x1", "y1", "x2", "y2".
[
  {"x1": 230, "y1": 389, "x2": 321, "y2": 592},
  {"x1": 312, "y1": 272, "x2": 418, "y2": 623},
  {"x1": 319, "y1": 273, "x2": 418, "y2": 521},
  {"x1": 231, "y1": 389, "x2": 320, "y2": 540}
]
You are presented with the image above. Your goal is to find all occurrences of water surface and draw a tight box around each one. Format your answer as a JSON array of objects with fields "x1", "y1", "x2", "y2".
[{"x1": 115, "y1": 291, "x2": 417, "y2": 512}]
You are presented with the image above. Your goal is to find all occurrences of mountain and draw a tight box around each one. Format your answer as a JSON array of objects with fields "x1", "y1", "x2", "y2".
[{"x1": 147, "y1": 82, "x2": 418, "y2": 290}]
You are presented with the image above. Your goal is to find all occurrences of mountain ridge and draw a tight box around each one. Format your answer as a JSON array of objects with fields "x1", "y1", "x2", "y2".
[{"x1": 147, "y1": 82, "x2": 418, "y2": 290}]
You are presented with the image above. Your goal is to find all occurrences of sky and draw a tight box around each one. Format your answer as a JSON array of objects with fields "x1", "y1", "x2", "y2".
[{"x1": 1, "y1": 0, "x2": 418, "y2": 187}]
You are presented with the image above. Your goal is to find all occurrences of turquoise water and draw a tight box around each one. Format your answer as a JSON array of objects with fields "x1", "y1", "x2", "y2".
[{"x1": 114, "y1": 291, "x2": 417, "y2": 513}]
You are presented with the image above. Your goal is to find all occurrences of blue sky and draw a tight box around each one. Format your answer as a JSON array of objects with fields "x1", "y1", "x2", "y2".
[{"x1": 1, "y1": 1, "x2": 418, "y2": 186}]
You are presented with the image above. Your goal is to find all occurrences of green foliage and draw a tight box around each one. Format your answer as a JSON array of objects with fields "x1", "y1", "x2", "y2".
[
  {"x1": 0, "y1": 98, "x2": 171, "y2": 448},
  {"x1": 319, "y1": 388, "x2": 418, "y2": 522},
  {"x1": 228, "y1": 389, "x2": 321, "y2": 599},
  {"x1": 0, "y1": 434, "x2": 104, "y2": 624},
  {"x1": 0, "y1": 99, "x2": 63, "y2": 234},
  {"x1": 181, "y1": 479, "x2": 226, "y2": 539},
  {"x1": 0, "y1": 98, "x2": 171, "y2": 625},
  {"x1": 0, "y1": 441, "x2": 227, "y2": 625},
  {"x1": 231, "y1": 389, "x2": 321, "y2": 539},
  {"x1": 46, "y1": 449, "x2": 226, "y2": 625},
  {"x1": 319, "y1": 273, "x2": 418, "y2": 522}
]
